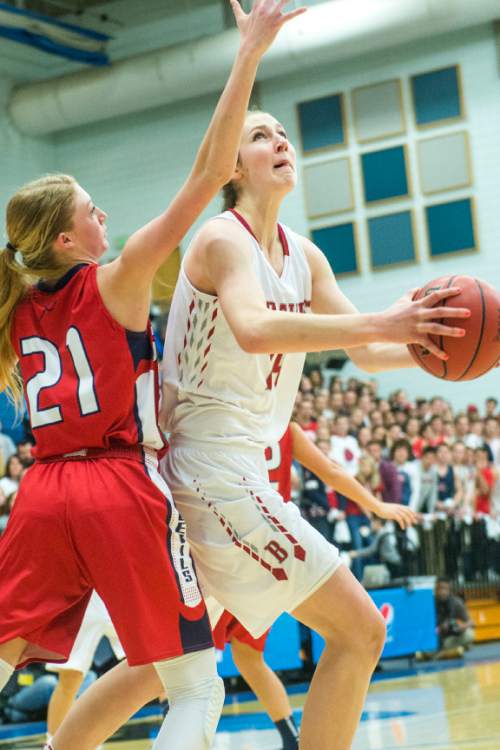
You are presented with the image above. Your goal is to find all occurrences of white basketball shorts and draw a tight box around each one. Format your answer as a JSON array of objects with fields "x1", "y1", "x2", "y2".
[{"x1": 161, "y1": 440, "x2": 342, "y2": 637}]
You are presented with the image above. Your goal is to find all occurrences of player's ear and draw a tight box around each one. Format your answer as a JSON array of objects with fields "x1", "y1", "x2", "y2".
[
  {"x1": 54, "y1": 231, "x2": 76, "y2": 254},
  {"x1": 229, "y1": 151, "x2": 245, "y2": 184}
]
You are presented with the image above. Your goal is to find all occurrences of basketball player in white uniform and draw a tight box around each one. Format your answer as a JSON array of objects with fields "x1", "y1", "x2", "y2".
[{"x1": 159, "y1": 112, "x2": 470, "y2": 749}]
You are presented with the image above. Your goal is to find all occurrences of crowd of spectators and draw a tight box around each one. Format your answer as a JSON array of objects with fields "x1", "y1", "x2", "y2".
[{"x1": 290, "y1": 369, "x2": 500, "y2": 582}]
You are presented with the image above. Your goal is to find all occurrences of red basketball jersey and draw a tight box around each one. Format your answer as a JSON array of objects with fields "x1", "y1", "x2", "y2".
[
  {"x1": 11, "y1": 264, "x2": 166, "y2": 459},
  {"x1": 265, "y1": 424, "x2": 293, "y2": 502}
]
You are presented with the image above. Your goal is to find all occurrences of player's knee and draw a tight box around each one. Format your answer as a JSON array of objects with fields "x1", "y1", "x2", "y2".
[
  {"x1": 154, "y1": 648, "x2": 225, "y2": 749},
  {"x1": 359, "y1": 609, "x2": 386, "y2": 662},
  {"x1": 325, "y1": 607, "x2": 385, "y2": 663}
]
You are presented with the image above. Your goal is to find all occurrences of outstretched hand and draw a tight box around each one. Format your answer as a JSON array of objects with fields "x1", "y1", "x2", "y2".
[
  {"x1": 380, "y1": 287, "x2": 471, "y2": 361},
  {"x1": 230, "y1": 0, "x2": 307, "y2": 58},
  {"x1": 375, "y1": 501, "x2": 417, "y2": 530}
]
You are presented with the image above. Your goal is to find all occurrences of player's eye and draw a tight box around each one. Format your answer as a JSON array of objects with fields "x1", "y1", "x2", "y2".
[{"x1": 252, "y1": 131, "x2": 265, "y2": 141}]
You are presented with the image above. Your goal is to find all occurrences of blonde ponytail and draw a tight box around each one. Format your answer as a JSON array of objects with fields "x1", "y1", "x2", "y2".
[
  {"x1": 0, "y1": 248, "x2": 27, "y2": 404},
  {"x1": 0, "y1": 174, "x2": 77, "y2": 405}
]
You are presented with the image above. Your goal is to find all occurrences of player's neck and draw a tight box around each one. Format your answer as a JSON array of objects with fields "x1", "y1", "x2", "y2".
[{"x1": 233, "y1": 194, "x2": 282, "y2": 252}]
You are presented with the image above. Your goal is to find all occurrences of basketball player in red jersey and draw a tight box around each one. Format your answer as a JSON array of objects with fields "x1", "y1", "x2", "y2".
[
  {"x1": 213, "y1": 422, "x2": 415, "y2": 750},
  {"x1": 0, "y1": 4, "x2": 306, "y2": 750}
]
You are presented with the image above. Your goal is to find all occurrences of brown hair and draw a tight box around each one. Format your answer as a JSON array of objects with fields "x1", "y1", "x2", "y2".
[
  {"x1": 0, "y1": 174, "x2": 77, "y2": 405},
  {"x1": 221, "y1": 108, "x2": 268, "y2": 212}
]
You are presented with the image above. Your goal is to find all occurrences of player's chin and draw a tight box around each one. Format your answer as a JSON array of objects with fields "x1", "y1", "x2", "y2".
[{"x1": 273, "y1": 171, "x2": 296, "y2": 192}]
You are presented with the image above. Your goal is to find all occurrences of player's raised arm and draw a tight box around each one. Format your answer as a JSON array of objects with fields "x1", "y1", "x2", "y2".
[
  {"x1": 289, "y1": 423, "x2": 416, "y2": 530},
  {"x1": 101, "y1": 1, "x2": 306, "y2": 301}
]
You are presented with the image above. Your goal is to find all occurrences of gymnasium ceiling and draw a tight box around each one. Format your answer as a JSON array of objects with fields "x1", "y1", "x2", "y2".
[{"x1": 0, "y1": 0, "x2": 328, "y2": 83}]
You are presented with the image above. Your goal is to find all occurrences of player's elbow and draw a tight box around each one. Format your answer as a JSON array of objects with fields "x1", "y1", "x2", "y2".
[
  {"x1": 234, "y1": 318, "x2": 271, "y2": 354},
  {"x1": 348, "y1": 348, "x2": 381, "y2": 374},
  {"x1": 236, "y1": 327, "x2": 266, "y2": 354}
]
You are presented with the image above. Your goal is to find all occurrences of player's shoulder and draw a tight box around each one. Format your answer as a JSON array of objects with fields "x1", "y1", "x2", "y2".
[
  {"x1": 191, "y1": 214, "x2": 254, "y2": 258},
  {"x1": 199, "y1": 213, "x2": 247, "y2": 240}
]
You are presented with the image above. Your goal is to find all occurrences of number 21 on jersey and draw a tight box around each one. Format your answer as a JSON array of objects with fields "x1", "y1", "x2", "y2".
[{"x1": 21, "y1": 327, "x2": 100, "y2": 428}]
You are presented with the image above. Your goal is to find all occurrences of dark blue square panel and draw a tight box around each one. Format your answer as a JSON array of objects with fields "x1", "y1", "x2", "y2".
[
  {"x1": 368, "y1": 211, "x2": 416, "y2": 268},
  {"x1": 298, "y1": 94, "x2": 345, "y2": 153},
  {"x1": 426, "y1": 198, "x2": 475, "y2": 256},
  {"x1": 311, "y1": 222, "x2": 358, "y2": 275},
  {"x1": 361, "y1": 145, "x2": 409, "y2": 203},
  {"x1": 411, "y1": 66, "x2": 462, "y2": 126}
]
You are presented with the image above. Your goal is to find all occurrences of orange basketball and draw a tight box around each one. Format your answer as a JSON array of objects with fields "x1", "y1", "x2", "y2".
[{"x1": 407, "y1": 274, "x2": 500, "y2": 381}]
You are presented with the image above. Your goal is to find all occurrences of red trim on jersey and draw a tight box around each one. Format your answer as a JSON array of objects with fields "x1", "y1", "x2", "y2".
[
  {"x1": 266, "y1": 425, "x2": 293, "y2": 501},
  {"x1": 228, "y1": 209, "x2": 289, "y2": 256},
  {"x1": 249, "y1": 488, "x2": 306, "y2": 562},
  {"x1": 193, "y1": 480, "x2": 288, "y2": 582}
]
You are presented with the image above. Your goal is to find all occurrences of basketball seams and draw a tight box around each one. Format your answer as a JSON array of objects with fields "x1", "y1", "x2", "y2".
[
  {"x1": 439, "y1": 275, "x2": 457, "y2": 379},
  {"x1": 454, "y1": 279, "x2": 486, "y2": 381},
  {"x1": 408, "y1": 342, "x2": 434, "y2": 376}
]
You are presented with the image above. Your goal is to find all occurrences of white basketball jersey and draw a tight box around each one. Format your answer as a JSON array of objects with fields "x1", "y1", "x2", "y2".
[{"x1": 162, "y1": 210, "x2": 312, "y2": 448}]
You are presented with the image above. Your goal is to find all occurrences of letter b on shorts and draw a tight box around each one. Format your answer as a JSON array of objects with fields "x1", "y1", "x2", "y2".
[{"x1": 264, "y1": 540, "x2": 288, "y2": 564}]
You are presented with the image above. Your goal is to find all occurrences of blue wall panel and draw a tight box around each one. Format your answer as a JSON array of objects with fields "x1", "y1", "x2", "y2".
[
  {"x1": 298, "y1": 94, "x2": 345, "y2": 153},
  {"x1": 362, "y1": 146, "x2": 409, "y2": 203},
  {"x1": 312, "y1": 222, "x2": 358, "y2": 275},
  {"x1": 426, "y1": 198, "x2": 475, "y2": 256},
  {"x1": 368, "y1": 211, "x2": 416, "y2": 268},
  {"x1": 412, "y1": 66, "x2": 461, "y2": 126}
]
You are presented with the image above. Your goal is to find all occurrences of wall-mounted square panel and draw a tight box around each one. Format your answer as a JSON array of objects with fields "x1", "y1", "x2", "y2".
[
  {"x1": 361, "y1": 145, "x2": 409, "y2": 204},
  {"x1": 311, "y1": 222, "x2": 358, "y2": 276},
  {"x1": 303, "y1": 158, "x2": 353, "y2": 218},
  {"x1": 297, "y1": 93, "x2": 346, "y2": 154},
  {"x1": 425, "y1": 198, "x2": 476, "y2": 257},
  {"x1": 352, "y1": 79, "x2": 405, "y2": 143},
  {"x1": 418, "y1": 131, "x2": 471, "y2": 194},
  {"x1": 411, "y1": 65, "x2": 463, "y2": 127},
  {"x1": 368, "y1": 211, "x2": 416, "y2": 269}
]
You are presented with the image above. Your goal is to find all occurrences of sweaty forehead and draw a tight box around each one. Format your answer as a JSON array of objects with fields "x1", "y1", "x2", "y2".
[
  {"x1": 245, "y1": 112, "x2": 282, "y2": 133},
  {"x1": 73, "y1": 184, "x2": 91, "y2": 207}
]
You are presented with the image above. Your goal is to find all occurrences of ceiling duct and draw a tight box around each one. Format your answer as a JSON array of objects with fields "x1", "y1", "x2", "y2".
[{"x1": 8, "y1": 0, "x2": 500, "y2": 136}]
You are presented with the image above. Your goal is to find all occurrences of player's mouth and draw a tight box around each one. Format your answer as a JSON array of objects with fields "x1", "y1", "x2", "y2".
[{"x1": 274, "y1": 159, "x2": 293, "y2": 171}]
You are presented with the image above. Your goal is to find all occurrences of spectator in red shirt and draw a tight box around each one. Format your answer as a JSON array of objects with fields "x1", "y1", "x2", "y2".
[{"x1": 474, "y1": 447, "x2": 494, "y2": 515}]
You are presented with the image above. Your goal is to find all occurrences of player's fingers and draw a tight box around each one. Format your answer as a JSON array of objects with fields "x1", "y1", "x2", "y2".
[
  {"x1": 402, "y1": 508, "x2": 417, "y2": 526},
  {"x1": 418, "y1": 338, "x2": 449, "y2": 360},
  {"x1": 417, "y1": 322, "x2": 466, "y2": 338},
  {"x1": 395, "y1": 514, "x2": 406, "y2": 530},
  {"x1": 408, "y1": 287, "x2": 420, "y2": 301},
  {"x1": 229, "y1": 0, "x2": 245, "y2": 22},
  {"x1": 421, "y1": 306, "x2": 471, "y2": 319},
  {"x1": 282, "y1": 7, "x2": 307, "y2": 22},
  {"x1": 420, "y1": 287, "x2": 462, "y2": 305}
]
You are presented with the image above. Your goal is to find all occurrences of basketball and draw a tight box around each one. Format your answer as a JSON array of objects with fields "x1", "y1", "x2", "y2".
[{"x1": 408, "y1": 275, "x2": 500, "y2": 381}]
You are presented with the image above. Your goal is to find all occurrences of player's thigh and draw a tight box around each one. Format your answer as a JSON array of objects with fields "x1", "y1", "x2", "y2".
[{"x1": 291, "y1": 565, "x2": 385, "y2": 650}]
